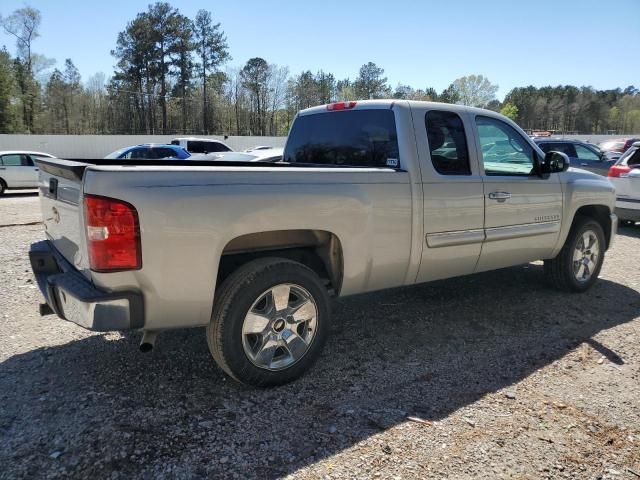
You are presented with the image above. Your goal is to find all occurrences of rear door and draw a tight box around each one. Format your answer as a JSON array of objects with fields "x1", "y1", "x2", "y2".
[
  {"x1": 414, "y1": 107, "x2": 485, "y2": 283},
  {"x1": 615, "y1": 148, "x2": 640, "y2": 205},
  {"x1": 473, "y1": 115, "x2": 563, "y2": 272}
]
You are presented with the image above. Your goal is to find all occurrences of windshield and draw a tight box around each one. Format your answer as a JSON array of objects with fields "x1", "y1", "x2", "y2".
[{"x1": 104, "y1": 148, "x2": 128, "y2": 159}]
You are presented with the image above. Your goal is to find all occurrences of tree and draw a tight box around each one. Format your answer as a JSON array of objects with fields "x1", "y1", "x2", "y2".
[
  {"x1": 172, "y1": 14, "x2": 195, "y2": 133},
  {"x1": 1, "y1": 6, "x2": 44, "y2": 131},
  {"x1": 439, "y1": 83, "x2": 460, "y2": 104},
  {"x1": 500, "y1": 102, "x2": 518, "y2": 120},
  {"x1": 450, "y1": 74, "x2": 498, "y2": 107},
  {"x1": 194, "y1": 9, "x2": 230, "y2": 133},
  {"x1": 0, "y1": 48, "x2": 16, "y2": 132},
  {"x1": 354, "y1": 62, "x2": 390, "y2": 99},
  {"x1": 241, "y1": 57, "x2": 269, "y2": 135}
]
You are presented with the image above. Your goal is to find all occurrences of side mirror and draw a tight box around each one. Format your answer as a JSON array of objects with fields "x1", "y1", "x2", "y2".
[{"x1": 542, "y1": 151, "x2": 570, "y2": 174}]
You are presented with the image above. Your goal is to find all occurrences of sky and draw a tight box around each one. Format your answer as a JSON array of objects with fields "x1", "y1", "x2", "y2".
[{"x1": 1, "y1": 0, "x2": 639, "y2": 99}]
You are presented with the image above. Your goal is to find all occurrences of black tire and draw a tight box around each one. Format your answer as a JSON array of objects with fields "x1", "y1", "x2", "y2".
[
  {"x1": 544, "y1": 216, "x2": 605, "y2": 293},
  {"x1": 0, "y1": 179, "x2": 6, "y2": 195},
  {"x1": 207, "y1": 257, "x2": 331, "y2": 387}
]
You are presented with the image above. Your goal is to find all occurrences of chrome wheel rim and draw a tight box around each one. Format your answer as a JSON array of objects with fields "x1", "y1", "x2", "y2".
[
  {"x1": 573, "y1": 230, "x2": 600, "y2": 283},
  {"x1": 242, "y1": 283, "x2": 318, "y2": 371}
]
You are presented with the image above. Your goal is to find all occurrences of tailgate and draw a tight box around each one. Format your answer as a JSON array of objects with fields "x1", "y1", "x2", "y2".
[{"x1": 36, "y1": 160, "x2": 88, "y2": 273}]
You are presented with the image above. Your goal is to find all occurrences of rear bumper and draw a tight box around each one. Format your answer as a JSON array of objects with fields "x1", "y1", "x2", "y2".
[{"x1": 29, "y1": 240, "x2": 144, "y2": 331}]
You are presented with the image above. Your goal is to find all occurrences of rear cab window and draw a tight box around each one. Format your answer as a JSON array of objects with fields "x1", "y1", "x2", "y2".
[{"x1": 283, "y1": 109, "x2": 400, "y2": 168}]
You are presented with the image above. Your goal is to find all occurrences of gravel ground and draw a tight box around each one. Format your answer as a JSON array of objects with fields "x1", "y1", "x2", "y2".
[{"x1": 1, "y1": 194, "x2": 639, "y2": 480}]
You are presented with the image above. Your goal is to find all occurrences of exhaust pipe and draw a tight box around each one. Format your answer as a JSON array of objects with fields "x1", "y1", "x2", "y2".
[{"x1": 139, "y1": 331, "x2": 158, "y2": 353}]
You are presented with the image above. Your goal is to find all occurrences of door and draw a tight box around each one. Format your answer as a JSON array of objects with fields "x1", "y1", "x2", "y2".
[
  {"x1": 0, "y1": 154, "x2": 38, "y2": 188},
  {"x1": 474, "y1": 116, "x2": 563, "y2": 272},
  {"x1": 415, "y1": 108, "x2": 485, "y2": 283}
]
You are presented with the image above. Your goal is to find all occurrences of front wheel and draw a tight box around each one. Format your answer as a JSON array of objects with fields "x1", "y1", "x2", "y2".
[
  {"x1": 207, "y1": 257, "x2": 331, "y2": 387},
  {"x1": 544, "y1": 216, "x2": 605, "y2": 292}
]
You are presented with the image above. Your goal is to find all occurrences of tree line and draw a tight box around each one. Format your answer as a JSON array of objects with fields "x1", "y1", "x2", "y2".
[{"x1": 1, "y1": 4, "x2": 639, "y2": 136}]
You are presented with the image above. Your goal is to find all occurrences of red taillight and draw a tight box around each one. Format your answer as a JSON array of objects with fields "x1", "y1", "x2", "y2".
[
  {"x1": 326, "y1": 101, "x2": 357, "y2": 111},
  {"x1": 84, "y1": 194, "x2": 141, "y2": 272},
  {"x1": 608, "y1": 165, "x2": 631, "y2": 178}
]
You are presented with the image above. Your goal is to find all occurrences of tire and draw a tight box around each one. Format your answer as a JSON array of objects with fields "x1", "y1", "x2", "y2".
[
  {"x1": 0, "y1": 179, "x2": 6, "y2": 195},
  {"x1": 207, "y1": 257, "x2": 331, "y2": 387},
  {"x1": 544, "y1": 216, "x2": 605, "y2": 293}
]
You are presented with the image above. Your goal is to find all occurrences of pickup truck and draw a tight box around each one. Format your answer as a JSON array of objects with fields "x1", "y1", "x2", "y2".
[{"x1": 29, "y1": 100, "x2": 617, "y2": 386}]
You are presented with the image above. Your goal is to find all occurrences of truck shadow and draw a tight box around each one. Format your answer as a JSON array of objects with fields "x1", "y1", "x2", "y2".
[
  {"x1": 618, "y1": 223, "x2": 640, "y2": 238},
  {"x1": 2, "y1": 264, "x2": 639, "y2": 478}
]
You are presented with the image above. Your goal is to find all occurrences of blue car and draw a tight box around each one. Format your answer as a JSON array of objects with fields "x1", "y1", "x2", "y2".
[
  {"x1": 533, "y1": 139, "x2": 617, "y2": 176},
  {"x1": 105, "y1": 144, "x2": 191, "y2": 160}
]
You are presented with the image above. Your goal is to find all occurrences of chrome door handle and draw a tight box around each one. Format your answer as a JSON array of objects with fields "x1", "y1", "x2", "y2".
[{"x1": 488, "y1": 191, "x2": 512, "y2": 201}]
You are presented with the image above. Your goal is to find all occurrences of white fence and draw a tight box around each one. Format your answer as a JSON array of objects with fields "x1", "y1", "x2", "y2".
[
  {"x1": 0, "y1": 133, "x2": 637, "y2": 159},
  {"x1": 0, "y1": 135, "x2": 286, "y2": 158}
]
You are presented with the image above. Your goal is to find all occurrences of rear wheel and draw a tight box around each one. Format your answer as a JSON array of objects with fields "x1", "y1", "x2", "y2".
[
  {"x1": 207, "y1": 257, "x2": 331, "y2": 387},
  {"x1": 544, "y1": 216, "x2": 605, "y2": 292},
  {"x1": 0, "y1": 179, "x2": 6, "y2": 195}
]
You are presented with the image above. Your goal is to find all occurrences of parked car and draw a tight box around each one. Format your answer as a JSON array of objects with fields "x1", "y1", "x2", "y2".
[
  {"x1": 0, "y1": 150, "x2": 55, "y2": 194},
  {"x1": 171, "y1": 137, "x2": 232, "y2": 154},
  {"x1": 245, "y1": 145, "x2": 277, "y2": 152},
  {"x1": 608, "y1": 141, "x2": 640, "y2": 226},
  {"x1": 29, "y1": 100, "x2": 616, "y2": 386},
  {"x1": 105, "y1": 144, "x2": 191, "y2": 160},
  {"x1": 212, "y1": 148, "x2": 284, "y2": 163},
  {"x1": 533, "y1": 138, "x2": 617, "y2": 175},
  {"x1": 599, "y1": 138, "x2": 640, "y2": 154}
]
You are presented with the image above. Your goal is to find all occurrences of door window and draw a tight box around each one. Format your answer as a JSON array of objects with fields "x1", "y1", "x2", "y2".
[
  {"x1": 153, "y1": 148, "x2": 177, "y2": 158},
  {"x1": 425, "y1": 110, "x2": 470, "y2": 175},
  {"x1": 476, "y1": 116, "x2": 535, "y2": 176},
  {"x1": 2, "y1": 154, "x2": 33, "y2": 167},
  {"x1": 574, "y1": 144, "x2": 600, "y2": 161}
]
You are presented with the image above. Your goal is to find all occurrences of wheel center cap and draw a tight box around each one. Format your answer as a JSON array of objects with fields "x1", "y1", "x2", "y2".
[{"x1": 273, "y1": 319, "x2": 286, "y2": 333}]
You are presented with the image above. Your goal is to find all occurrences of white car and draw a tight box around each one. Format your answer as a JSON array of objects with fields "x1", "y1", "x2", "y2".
[
  {"x1": 609, "y1": 141, "x2": 640, "y2": 226},
  {"x1": 0, "y1": 151, "x2": 55, "y2": 194},
  {"x1": 171, "y1": 137, "x2": 232, "y2": 154},
  {"x1": 209, "y1": 148, "x2": 284, "y2": 163}
]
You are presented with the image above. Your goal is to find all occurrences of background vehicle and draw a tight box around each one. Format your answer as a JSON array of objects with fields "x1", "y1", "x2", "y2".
[
  {"x1": 533, "y1": 139, "x2": 617, "y2": 175},
  {"x1": 105, "y1": 144, "x2": 191, "y2": 160},
  {"x1": 171, "y1": 137, "x2": 232, "y2": 153},
  {"x1": 599, "y1": 138, "x2": 640, "y2": 154},
  {"x1": 29, "y1": 101, "x2": 616, "y2": 387},
  {"x1": 211, "y1": 148, "x2": 283, "y2": 163},
  {"x1": 0, "y1": 151, "x2": 55, "y2": 194},
  {"x1": 608, "y1": 141, "x2": 640, "y2": 226}
]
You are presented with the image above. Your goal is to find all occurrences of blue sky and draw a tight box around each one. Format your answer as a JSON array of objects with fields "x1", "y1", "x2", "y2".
[{"x1": 1, "y1": 0, "x2": 639, "y2": 99}]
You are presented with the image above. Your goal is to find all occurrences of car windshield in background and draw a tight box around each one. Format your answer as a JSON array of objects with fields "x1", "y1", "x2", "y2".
[
  {"x1": 600, "y1": 141, "x2": 625, "y2": 151},
  {"x1": 104, "y1": 148, "x2": 128, "y2": 159},
  {"x1": 283, "y1": 109, "x2": 400, "y2": 168}
]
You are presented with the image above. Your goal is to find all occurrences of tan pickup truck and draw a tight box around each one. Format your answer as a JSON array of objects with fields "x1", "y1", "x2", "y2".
[{"x1": 29, "y1": 100, "x2": 617, "y2": 386}]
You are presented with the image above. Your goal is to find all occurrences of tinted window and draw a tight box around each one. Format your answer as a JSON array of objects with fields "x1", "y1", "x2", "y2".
[
  {"x1": 537, "y1": 142, "x2": 553, "y2": 153},
  {"x1": 125, "y1": 148, "x2": 153, "y2": 159},
  {"x1": 171, "y1": 140, "x2": 180, "y2": 145},
  {"x1": 626, "y1": 148, "x2": 640, "y2": 167},
  {"x1": 283, "y1": 110, "x2": 400, "y2": 168},
  {"x1": 574, "y1": 144, "x2": 600, "y2": 161},
  {"x1": 425, "y1": 110, "x2": 470, "y2": 175},
  {"x1": 153, "y1": 148, "x2": 178, "y2": 158},
  {"x1": 476, "y1": 116, "x2": 534, "y2": 176}
]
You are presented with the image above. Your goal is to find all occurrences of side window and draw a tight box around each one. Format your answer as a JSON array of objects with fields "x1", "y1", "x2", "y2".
[
  {"x1": 574, "y1": 145, "x2": 600, "y2": 161},
  {"x1": 2, "y1": 154, "x2": 24, "y2": 166},
  {"x1": 556, "y1": 143, "x2": 577, "y2": 158},
  {"x1": 153, "y1": 148, "x2": 176, "y2": 158},
  {"x1": 627, "y1": 149, "x2": 640, "y2": 167},
  {"x1": 187, "y1": 141, "x2": 205, "y2": 153},
  {"x1": 23, "y1": 156, "x2": 35, "y2": 166},
  {"x1": 476, "y1": 116, "x2": 535, "y2": 176},
  {"x1": 207, "y1": 142, "x2": 231, "y2": 153},
  {"x1": 537, "y1": 143, "x2": 553, "y2": 153},
  {"x1": 425, "y1": 110, "x2": 470, "y2": 175}
]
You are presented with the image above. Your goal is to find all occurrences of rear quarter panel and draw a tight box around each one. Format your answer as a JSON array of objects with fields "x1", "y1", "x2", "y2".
[{"x1": 83, "y1": 167, "x2": 413, "y2": 330}]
